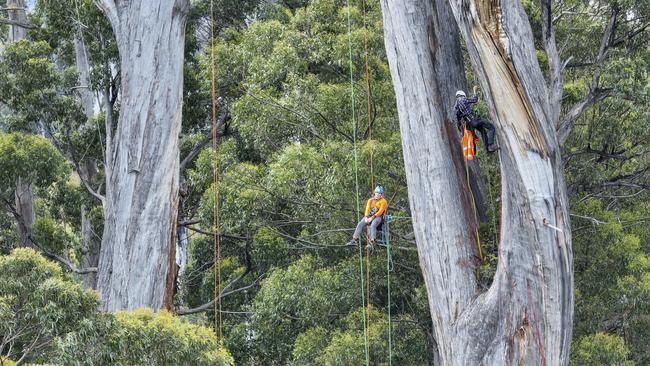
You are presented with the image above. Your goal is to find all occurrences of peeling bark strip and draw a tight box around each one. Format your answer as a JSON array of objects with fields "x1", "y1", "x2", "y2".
[
  {"x1": 96, "y1": 0, "x2": 191, "y2": 311},
  {"x1": 381, "y1": 0, "x2": 573, "y2": 365}
]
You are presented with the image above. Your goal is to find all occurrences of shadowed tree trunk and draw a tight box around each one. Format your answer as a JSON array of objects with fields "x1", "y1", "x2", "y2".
[
  {"x1": 73, "y1": 32, "x2": 102, "y2": 289},
  {"x1": 380, "y1": 0, "x2": 573, "y2": 364},
  {"x1": 14, "y1": 177, "x2": 34, "y2": 248},
  {"x1": 95, "y1": 0, "x2": 190, "y2": 311},
  {"x1": 6, "y1": 0, "x2": 35, "y2": 249}
]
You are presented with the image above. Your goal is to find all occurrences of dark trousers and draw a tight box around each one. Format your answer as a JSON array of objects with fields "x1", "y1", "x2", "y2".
[{"x1": 469, "y1": 117, "x2": 496, "y2": 147}]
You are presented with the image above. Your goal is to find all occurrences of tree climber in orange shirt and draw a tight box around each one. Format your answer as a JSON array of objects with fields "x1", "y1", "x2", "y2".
[{"x1": 347, "y1": 185, "x2": 389, "y2": 250}]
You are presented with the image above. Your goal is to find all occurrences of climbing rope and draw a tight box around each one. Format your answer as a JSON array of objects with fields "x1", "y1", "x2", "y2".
[
  {"x1": 361, "y1": 0, "x2": 377, "y2": 362},
  {"x1": 209, "y1": 0, "x2": 223, "y2": 341},
  {"x1": 385, "y1": 215, "x2": 394, "y2": 366},
  {"x1": 345, "y1": 1, "x2": 370, "y2": 364}
]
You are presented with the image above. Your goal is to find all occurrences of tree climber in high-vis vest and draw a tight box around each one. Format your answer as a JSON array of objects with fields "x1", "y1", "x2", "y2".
[{"x1": 454, "y1": 86, "x2": 499, "y2": 153}]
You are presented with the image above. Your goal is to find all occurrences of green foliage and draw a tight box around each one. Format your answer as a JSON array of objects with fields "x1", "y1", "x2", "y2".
[
  {"x1": 0, "y1": 249, "x2": 234, "y2": 366},
  {"x1": 0, "y1": 133, "x2": 69, "y2": 189},
  {"x1": 571, "y1": 333, "x2": 634, "y2": 366},
  {"x1": 31, "y1": 216, "x2": 77, "y2": 255},
  {"x1": 0, "y1": 0, "x2": 645, "y2": 364},
  {"x1": 56, "y1": 308, "x2": 234, "y2": 366},
  {"x1": 0, "y1": 248, "x2": 99, "y2": 364},
  {"x1": 571, "y1": 199, "x2": 650, "y2": 362}
]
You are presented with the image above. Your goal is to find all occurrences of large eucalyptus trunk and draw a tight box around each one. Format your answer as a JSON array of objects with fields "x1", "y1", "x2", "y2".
[
  {"x1": 380, "y1": 0, "x2": 573, "y2": 365},
  {"x1": 96, "y1": 0, "x2": 190, "y2": 311}
]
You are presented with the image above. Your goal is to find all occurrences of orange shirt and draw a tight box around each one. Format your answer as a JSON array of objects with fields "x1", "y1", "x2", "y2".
[{"x1": 364, "y1": 197, "x2": 388, "y2": 218}]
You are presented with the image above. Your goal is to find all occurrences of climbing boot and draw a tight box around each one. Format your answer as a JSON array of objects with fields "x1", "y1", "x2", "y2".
[
  {"x1": 347, "y1": 239, "x2": 358, "y2": 247},
  {"x1": 487, "y1": 144, "x2": 500, "y2": 153}
]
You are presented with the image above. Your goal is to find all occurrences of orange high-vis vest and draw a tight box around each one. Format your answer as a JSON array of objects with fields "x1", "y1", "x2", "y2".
[{"x1": 462, "y1": 128, "x2": 478, "y2": 161}]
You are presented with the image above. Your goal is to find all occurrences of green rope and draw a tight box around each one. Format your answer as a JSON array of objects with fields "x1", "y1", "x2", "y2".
[
  {"x1": 346, "y1": 1, "x2": 370, "y2": 365},
  {"x1": 385, "y1": 215, "x2": 393, "y2": 366}
]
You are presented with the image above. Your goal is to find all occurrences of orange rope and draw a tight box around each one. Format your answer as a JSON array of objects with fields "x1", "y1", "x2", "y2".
[{"x1": 210, "y1": 0, "x2": 223, "y2": 341}]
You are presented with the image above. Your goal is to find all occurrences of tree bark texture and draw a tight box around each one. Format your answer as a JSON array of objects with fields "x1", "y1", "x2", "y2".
[
  {"x1": 80, "y1": 204, "x2": 99, "y2": 289},
  {"x1": 79, "y1": 161, "x2": 101, "y2": 289},
  {"x1": 7, "y1": 2, "x2": 34, "y2": 249},
  {"x1": 14, "y1": 177, "x2": 35, "y2": 248},
  {"x1": 96, "y1": 0, "x2": 190, "y2": 311},
  {"x1": 380, "y1": 0, "x2": 574, "y2": 365},
  {"x1": 7, "y1": 0, "x2": 27, "y2": 42},
  {"x1": 73, "y1": 34, "x2": 97, "y2": 118},
  {"x1": 75, "y1": 31, "x2": 101, "y2": 289}
]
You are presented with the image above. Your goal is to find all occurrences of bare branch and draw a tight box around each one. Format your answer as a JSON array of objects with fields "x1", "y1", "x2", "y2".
[
  {"x1": 0, "y1": 17, "x2": 35, "y2": 29},
  {"x1": 1, "y1": 197, "x2": 98, "y2": 275},
  {"x1": 610, "y1": 21, "x2": 650, "y2": 48},
  {"x1": 540, "y1": 0, "x2": 563, "y2": 123},
  {"x1": 557, "y1": 88, "x2": 614, "y2": 145},
  {"x1": 180, "y1": 136, "x2": 210, "y2": 172},
  {"x1": 182, "y1": 224, "x2": 249, "y2": 241},
  {"x1": 179, "y1": 110, "x2": 230, "y2": 172},
  {"x1": 177, "y1": 275, "x2": 263, "y2": 315},
  {"x1": 94, "y1": 0, "x2": 119, "y2": 28},
  {"x1": 178, "y1": 240, "x2": 256, "y2": 316}
]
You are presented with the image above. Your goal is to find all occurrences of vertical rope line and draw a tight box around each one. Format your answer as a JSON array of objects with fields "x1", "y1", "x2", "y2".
[
  {"x1": 210, "y1": 0, "x2": 223, "y2": 342},
  {"x1": 346, "y1": 1, "x2": 369, "y2": 364},
  {"x1": 385, "y1": 217, "x2": 393, "y2": 366},
  {"x1": 363, "y1": 0, "x2": 374, "y2": 190},
  {"x1": 362, "y1": 0, "x2": 374, "y2": 362}
]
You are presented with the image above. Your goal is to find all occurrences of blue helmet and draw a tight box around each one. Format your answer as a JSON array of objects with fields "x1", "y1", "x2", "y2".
[{"x1": 374, "y1": 185, "x2": 385, "y2": 194}]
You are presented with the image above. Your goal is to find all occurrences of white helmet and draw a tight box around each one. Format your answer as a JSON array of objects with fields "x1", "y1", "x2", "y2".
[{"x1": 455, "y1": 90, "x2": 466, "y2": 98}]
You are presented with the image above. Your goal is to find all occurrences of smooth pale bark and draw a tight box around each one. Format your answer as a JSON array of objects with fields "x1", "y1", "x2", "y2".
[
  {"x1": 381, "y1": 0, "x2": 573, "y2": 364},
  {"x1": 96, "y1": 0, "x2": 190, "y2": 311},
  {"x1": 380, "y1": 3, "x2": 480, "y2": 358},
  {"x1": 14, "y1": 177, "x2": 34, "y2": 248},
  {"x1": 7, "y1": 0, "x2": 27, "y2": 42},
  {"x1": 73, "y1": 34, "x2": 97, "y2": 118},
  {"x1": 74, "y1": 32, "x2": 101, "y2": 288},
  {"x1": 427, "y1": 0, "x2": 490, "y2": 223}
]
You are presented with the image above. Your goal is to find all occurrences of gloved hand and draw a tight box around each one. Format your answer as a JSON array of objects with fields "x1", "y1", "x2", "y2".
[{"x1": 365, "y1": 216, "x2": 373, "y2": 224}]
